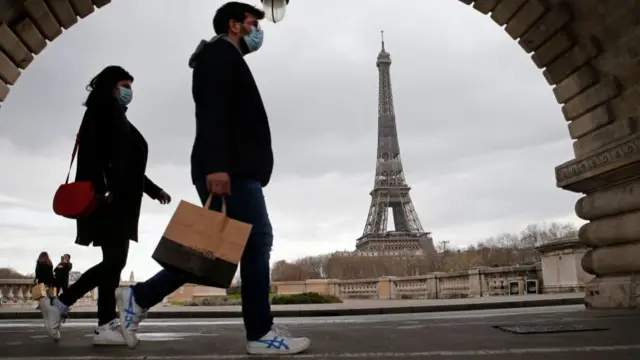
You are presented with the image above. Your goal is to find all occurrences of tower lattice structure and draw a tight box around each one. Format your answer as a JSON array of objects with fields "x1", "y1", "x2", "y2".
[{"x1": 356, "y1": 32, "x2": 435, "y2": 254}]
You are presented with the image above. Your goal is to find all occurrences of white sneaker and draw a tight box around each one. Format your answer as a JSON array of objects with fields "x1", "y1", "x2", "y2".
[
  {"x1": 246, "y1": 325, "x2": 311, "y2": 355},
  {"x1": 92, "y1": 319, "x2": 129, "y2": 346},
  {"x1": 116, "y1": 286, "x2": 147, "y2": 349},
  {"x1": 39, "y1": 297, "x2": 68, "y2": 342}
]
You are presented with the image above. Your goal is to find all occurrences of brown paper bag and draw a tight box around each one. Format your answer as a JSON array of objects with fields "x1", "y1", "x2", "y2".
[
  {"x1": 152, "y1": 195, "x2": 252, "y2": 288},
  {"x1": 31, "y1": 283, "x2": 47, "y2": 301}
]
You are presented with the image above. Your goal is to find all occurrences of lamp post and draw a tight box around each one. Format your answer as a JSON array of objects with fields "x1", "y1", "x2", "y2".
[{"x1": 260, "y1": 0, "x2": 289, "y2": 23}]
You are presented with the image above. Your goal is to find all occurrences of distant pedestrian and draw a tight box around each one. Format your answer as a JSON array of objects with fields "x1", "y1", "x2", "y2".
[
  {"x1": 53, "y1": 254, "x2": 72, "y2": 296},
  {"x1": 35, "y1": 252, "x2": 55, "y2": 288}
]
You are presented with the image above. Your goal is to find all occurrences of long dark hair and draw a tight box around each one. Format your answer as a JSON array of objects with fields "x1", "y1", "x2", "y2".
[
  {"x1": 37, "y1": 252, "x2": 52, "y2": 266},
  {"x1": 84, "y1": 65, "x2": 134, "y2": 108}
]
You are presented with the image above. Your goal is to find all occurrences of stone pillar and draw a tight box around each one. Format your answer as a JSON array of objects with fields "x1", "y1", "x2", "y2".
[
  {"x1": 377, "y1": 277, "x2": 394, "y2": 300},
  {"x1": 571, "y1": 179, "x2": 640, "y2": 308},
  {"x1": 467, "y1": 269, "x2": 482, "y2": 297},
  {"x1": 544, "y1": 1, "x2": 640, "y2": 309},
  {"x1": 535, "y1": 236, "x2": 593, "y2": 294},
  {"x1": 426, "y1": 273, "x2": 442, "y2": 299}
]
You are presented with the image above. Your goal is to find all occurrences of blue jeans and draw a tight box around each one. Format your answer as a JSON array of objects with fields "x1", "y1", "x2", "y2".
[{"x1": 133, "y1": 177, "x2": 274, "y2": 341}]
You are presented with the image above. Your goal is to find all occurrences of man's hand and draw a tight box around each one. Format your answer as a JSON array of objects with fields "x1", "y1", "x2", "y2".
[
  {"x1": 157, "y1": 190, "x2": 172, "y2": 205},
  {"x1": 206, "y1": 172, "x2": 231, "y2": 196}
]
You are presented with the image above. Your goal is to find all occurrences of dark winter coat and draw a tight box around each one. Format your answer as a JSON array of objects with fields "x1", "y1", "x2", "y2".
[
  {"x1": 189, "y1": 36, "x2": 274, "y2": 187},
  {"x1": 74, "y1": 97, "x2": 163, "y2": 247},
  {"x1": 34, "y1": 262, "x2": 54, "y2": 286},
  {"x1": 54, "y1": 261, "x2": 72, "y2": 288}
]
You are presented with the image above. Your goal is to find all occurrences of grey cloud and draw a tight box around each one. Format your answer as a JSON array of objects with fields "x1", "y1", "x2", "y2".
[
  {"x1": 0, "y1": 0, "x2": 581, "y2": 268},
  {"x1": 1, "y1": 0, "x2": 571, "y2": 176}
]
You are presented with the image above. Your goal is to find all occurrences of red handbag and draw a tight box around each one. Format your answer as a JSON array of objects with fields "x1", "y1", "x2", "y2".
[{"x1": 52, "y1": 134, "x2": 97, "y2": 219}]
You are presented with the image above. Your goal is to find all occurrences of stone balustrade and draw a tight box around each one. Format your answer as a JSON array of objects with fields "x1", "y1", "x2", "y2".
[
  {"x1": 3, "y1": 237, "x2": 593, "y2": 305},
  {"x1": 0, "y1": 279, "x2": 34, "y2": 307},
  {"x1": 0, "y1": 264, "x2": 545, "y2": 306},
  {"x1": 271, "y1": 264, "x2": 543, "y2": 300},
  {"x1": 0, "y1": 278, "x2": 96, "y2": 308},
  {"x1": 0, "y1": 264, "x2": 577, "y2": 305}
]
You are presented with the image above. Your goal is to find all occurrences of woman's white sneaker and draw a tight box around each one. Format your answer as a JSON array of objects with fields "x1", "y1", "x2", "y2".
[
  {"x1": 92, "y1": 319, "x2": 130, "y2": 346},
  {"x1": 39, "y1": 297, "x2": 68, "y2": 342},
  {"x1": 246, "y1": 325, "x2": 311, "y2": 355}
]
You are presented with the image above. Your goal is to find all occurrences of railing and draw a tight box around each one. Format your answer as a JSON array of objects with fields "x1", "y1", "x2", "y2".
[
  {"x1": 1, "y1": 264, "x2": 545, "y2": 306},
  {"x1": 339, "y1": 278, "x2": 379, "y2": 298},
  {"x1": 271, "y1": 264, "x2": 543, "y2": 300},
  {"x1": 0, "y1": 279, "x2": 97, "y2": 308},
  {"x1": 0, "y1": 279, "x2": 33, "y2": 307}
]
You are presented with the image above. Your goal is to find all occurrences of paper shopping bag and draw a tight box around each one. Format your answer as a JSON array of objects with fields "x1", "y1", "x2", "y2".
[
  {"x1": 30, "y1": 283, "x2": 47, "y2": 301},
  {"x1": 152, "y1": 195, "x2": 252, "y2": 288}
]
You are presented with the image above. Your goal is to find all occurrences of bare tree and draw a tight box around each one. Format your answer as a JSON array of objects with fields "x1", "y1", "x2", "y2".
[
  {"x1": 270, "y1": 221, "x2": 579, "y2": 280},
  {"x1": 0, "y1": 268, "x2": 30, "y2": 279}
]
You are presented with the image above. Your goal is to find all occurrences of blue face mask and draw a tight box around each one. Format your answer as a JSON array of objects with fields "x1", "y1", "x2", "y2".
[
  {"x1": 117, "y1": 87, "x2": 133, "y2": 106},
  {"x1": 243, "y1": 26, "x2": 264, "y2": 53}
]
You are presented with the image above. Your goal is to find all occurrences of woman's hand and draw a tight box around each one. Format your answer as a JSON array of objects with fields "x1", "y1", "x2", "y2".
[{"x1": 157, "y1": 190, "x2": 172, "y2": 205}]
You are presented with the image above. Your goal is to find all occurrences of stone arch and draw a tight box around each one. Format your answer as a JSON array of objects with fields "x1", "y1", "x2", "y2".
[{"x1": 1, "y1": 0, "x2": 640, "y2": 308}]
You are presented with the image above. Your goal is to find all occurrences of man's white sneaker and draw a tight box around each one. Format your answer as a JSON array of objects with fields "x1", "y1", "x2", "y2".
[
  {"x1": 246, "y1": 325, "x2": 311, "y2": 355},
  {"x1": 92, "y1": 319, "x2": 129, "y2": 346},
  {"x1": 116, "y1": 286, "x2": 147, "y2": 349},
  {"x1": 39, "y1": 297, "x2": 68, "y2": 342}
]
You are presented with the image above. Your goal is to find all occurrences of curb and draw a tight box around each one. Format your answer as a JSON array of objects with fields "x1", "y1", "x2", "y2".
[{"x1": 0, "y1": 297, "x2": 584, "y2": 320}]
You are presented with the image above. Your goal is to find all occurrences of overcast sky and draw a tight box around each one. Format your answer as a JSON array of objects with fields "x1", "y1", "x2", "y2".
[{"x1": 0, "y1": 0, "x2": 584, "y2": 280}]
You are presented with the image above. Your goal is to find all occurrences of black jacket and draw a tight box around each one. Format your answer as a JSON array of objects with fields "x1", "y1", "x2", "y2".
[
  {"x1": 189, "y1": 37, "x2": 274, "y2": 187},
  {"x1": 74, "y1": 97, "x2": 163, "y2": 246},
  {"x1": 54, "y1": 262, "x2": 72, "y2": 287},
  {"x1": 35, "y1": 262, "x2": 54, "y2": 286}
]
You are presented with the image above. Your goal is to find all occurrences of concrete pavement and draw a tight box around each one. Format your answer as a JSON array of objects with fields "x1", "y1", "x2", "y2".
[
  {"x1": 0, "y1": 305, "x2": 639, "y2": 359},
  {"x1": 0, "y1": 293, "x2": 585, "y2": 319}
]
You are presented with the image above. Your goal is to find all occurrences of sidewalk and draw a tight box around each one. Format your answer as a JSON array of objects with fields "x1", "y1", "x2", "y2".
[{"x1": 0, "y1": 293, "x2": 584, "y2": 319}]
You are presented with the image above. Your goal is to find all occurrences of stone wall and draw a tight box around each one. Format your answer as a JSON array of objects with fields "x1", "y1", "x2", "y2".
[
  {"x1": 1, "y1": 236, "x2": 596, "y2": 306},
  {"x1": 272, "y1": 264, "x2": 542, "y2": 300},
  {"x1": 1, "y1": 262, "x2": 587, "y2": 306}
]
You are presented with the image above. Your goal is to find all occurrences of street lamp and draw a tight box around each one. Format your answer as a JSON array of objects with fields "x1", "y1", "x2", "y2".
[{"x1": 260, "y1": 0, "x2": 289, "y2": 23}]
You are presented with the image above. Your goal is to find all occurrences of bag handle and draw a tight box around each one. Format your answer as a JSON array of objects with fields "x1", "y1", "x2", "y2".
[
  {"x1": 64, "y1": 133, "x2": 80, "y2": 184},
  {"x1": 204, "y1": 194, "x2": 227, "y2": 215}
]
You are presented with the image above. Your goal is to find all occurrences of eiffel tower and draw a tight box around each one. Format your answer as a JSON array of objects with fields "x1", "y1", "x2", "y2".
[{"x1": 356, "y1": 32, "x2": 436, "y2": 254}]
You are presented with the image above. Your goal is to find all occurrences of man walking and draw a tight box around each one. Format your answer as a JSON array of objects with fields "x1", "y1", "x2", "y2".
[{"x1": 115, "y1": 1, "x2": 311, "y2": 355}]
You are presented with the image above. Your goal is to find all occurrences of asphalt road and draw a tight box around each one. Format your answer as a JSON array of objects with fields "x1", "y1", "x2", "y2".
[{"x1": 0, "y1": 305, "x2": 639, "y2": 359}]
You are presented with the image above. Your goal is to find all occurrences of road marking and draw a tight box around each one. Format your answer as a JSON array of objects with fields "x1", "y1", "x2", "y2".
[
  {"x1": 0, "y1": 314, "x2": 625, "y2": 330},
  {"x1": 1, "y1": 345, "x2": 639, "y2": 359},
  {"x1": 395, "y1": 325, "x2": 426, "y2": 330},
  {"x1": 80, "y1": 332, "x2": 216, "y2": 342},
  {"x1": 0, "y1": 319, "x2": 375, "y2": 328}
]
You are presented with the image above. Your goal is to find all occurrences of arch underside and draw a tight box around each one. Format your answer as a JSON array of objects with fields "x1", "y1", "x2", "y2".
[{"x1": 1, "y1": 0, "x2": 640, "y2": 308}]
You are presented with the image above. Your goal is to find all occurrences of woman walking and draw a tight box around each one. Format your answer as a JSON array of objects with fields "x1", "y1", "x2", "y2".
[
  {"x1": 34, "y1": 252, "x2": 55, "y2": 289},
  {"x1": 39, "y1": 66, "x2": 172, "y2": 346}
]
